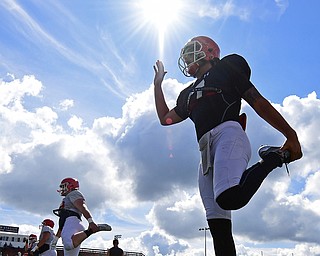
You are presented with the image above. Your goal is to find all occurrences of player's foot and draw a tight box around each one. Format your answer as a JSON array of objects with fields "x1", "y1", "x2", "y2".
[
  {"x1": 97, "y1": 224, "x2": 112, "y2": 232},
  {"x1": 258, "y1": 145, "x2": 291, "y2": 175},
  {"x1": 258, "y1": 146, "x2": 290, "y2": 164}
]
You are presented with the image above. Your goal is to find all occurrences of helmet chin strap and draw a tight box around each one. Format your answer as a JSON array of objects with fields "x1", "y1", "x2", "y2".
[
  {"x1": 192, "y1": 60, "x2": 215, "y2": 78},
  {"x1": 192, "y1": 67, "x2": 201, "y2": 78},
  {"x1": 188, "y1": 63, "x2": 200, "y2": 77}
]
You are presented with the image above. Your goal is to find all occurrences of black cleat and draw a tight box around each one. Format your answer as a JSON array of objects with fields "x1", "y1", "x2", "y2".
[
  {"x1": 97, "y1": 224, "x2": 112, "y2": 231},
  {"x1": 258, "y1": 145, "x2": 291, "y2": 175}
]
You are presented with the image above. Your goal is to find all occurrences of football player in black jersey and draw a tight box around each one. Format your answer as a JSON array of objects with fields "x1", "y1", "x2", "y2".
[{"x1": 153, "y1": 36, "x2": 302, "y2": 256}]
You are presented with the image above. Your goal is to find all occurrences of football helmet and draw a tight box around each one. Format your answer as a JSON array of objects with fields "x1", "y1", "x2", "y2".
[
  {"x1": 42, "y1": 218, "x2": 54, "y2": 228},
  {"x1": 178, "y1": 36, "x2": 220, "y2": 77},
  {"x1": 58, "y1": 177, "x2": 79, "y2": 196},
  {"x1": 29, "y1": 234, "x2": 37, "y2": 241}
]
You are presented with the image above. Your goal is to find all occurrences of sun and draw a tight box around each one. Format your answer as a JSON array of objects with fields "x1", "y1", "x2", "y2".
[
  {"x1": 138, "y1": 0, "x2": 182, "y2": 31},
  {"x1": 135, "y1": 0, "x2": 183, "y2": 58}
]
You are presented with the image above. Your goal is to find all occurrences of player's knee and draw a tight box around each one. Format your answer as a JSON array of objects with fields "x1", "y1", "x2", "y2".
[
  {"x1": 63, "y1": 240, "x2": 75, "y2": 251},
  {"x1": 216, "y1": 186, "x2": 245, "y2": 210}
]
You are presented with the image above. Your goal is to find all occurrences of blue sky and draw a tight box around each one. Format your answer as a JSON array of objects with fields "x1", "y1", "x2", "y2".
[{"x1": 0, "y1": 0, "x2": 320, "y2": 255}]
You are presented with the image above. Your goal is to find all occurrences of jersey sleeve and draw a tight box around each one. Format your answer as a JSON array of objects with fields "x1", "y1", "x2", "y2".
[
  {"x1": 68, "y1": 190, "x2": 85, "y2": 204},
  {"x1": 222, "y1": 54, "x2": 254, "y2": 95},
  {"x1": 173, "y1": 84, "x2": 193, "y2": 119}
]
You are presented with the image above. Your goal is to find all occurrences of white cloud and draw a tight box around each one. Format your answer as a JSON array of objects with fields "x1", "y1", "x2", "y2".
[
  {"x1": 187, "y1": 0, "x2": 290, "y2": 22},
  {"x1": 196, "y1": 1, "x2": 250, "y2": 21},
  {"x1": 0, "y1": 74, "x2": 42, "y2": 106},
  {"x1": 67, "y1": 115, "x2": 84, "y2": 131},
  {"x1": 0, "y1": 147, "x2": 13, "y2": 174},
  {"x1": 303, "y1": 171, "x2": 320, "y2": 197},
  {"x1": 59, "y1": 99, "x2": 74, "y2": 111},
  {"x1": 275, "y1": 0, "x2": 289, "y2": 15}
]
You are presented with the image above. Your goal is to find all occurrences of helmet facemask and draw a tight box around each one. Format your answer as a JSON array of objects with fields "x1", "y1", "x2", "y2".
[{"x1": 58, "y1": 182, "x2": 69, "y2": 196}]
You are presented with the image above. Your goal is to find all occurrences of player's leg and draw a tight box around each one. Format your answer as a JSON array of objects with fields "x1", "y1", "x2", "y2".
[
  {"x1": 39, "y1": 247, "x2": 56, "y2": 256},
  {"x1": 215, "y1": 128, "x2": 290, "y2": 210},
  {"x1": 208, "y1": 219, "x2": 236, "y2": 256},
  {"x1": 61, "y1": 217, "x2": 84, "y2": 254},
  {"x1": 71, "y1": 222, "x2": 112, "y2": 248},
  {"x1": 212, "y1": 122, "x2": 251, "y2": 210},
  {"x1": 198, "y1": 161, "x2": 236, "y2": 256},
  {"x1": 70, "y1": 220, "x2": 93, "y2": 248},
  {"x1": 63, "y1": 246, "x2": 80, "y2": 256}
]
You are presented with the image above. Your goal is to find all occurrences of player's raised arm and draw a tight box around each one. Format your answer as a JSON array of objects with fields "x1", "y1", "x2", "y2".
[{"x1": 153, "y1": 60, "x2": 182, "y2": 125}]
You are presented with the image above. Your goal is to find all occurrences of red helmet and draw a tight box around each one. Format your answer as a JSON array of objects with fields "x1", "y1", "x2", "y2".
[
  {"x1": 58, "y1": 177, "x2": 79, "y2": 196},
  {"x1": 29, "y1": 234, "x2": 37, "y2": 241},
  {"x1": 178, "y1": 36, "x2": 220, "y2": 77},
  {"x1": 42, "y1": 219, "x2": 54, "y2": 228}
]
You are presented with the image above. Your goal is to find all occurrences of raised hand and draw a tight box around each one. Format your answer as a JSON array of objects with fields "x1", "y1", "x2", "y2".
[{"x1": 153, "y1": 60, "x2": 167, "y2": 87}]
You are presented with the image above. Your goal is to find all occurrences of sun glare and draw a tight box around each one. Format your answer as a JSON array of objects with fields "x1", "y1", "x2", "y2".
[
  {"x1": 136, "y1": 0, "x2": 183, "y2": 58},
  {"x1": 139, "y1": 0, "x2": 182, "y2": 30}
]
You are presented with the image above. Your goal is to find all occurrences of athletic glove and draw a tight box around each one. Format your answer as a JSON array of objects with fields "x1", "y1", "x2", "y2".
[{"x1": 31, "y1": 246, "x2": 38, "y2": 252}]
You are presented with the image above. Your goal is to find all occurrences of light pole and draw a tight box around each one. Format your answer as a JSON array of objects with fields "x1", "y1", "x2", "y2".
[
  {"x1": 199, "y1": 227, "x2": 209, "y2": 256},
  {"x1": 114, "y1": 234, "x2": 122, "y2": 240}
]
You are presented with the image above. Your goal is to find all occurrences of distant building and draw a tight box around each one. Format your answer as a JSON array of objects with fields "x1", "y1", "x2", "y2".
[
  {"x1": 0, "y1": 225, "x2": 145, "y2": 256},
  {"x1": 0, "y1": 227, "x2": 28, "y2": 249},
  {"x1": 56, "y1": 247, "x2": 146, "y2": 256},
  {"x1": 1, "y1": 246, "x2": 146, "y2": 256},
  {"x1": 0, "y1": 226, "x2": 28, "y2": 256}
]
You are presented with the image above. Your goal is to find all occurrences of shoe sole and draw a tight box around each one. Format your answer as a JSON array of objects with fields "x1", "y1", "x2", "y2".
[{"x1": 97, "y1": 224, "x2": 112, "y2": 231}]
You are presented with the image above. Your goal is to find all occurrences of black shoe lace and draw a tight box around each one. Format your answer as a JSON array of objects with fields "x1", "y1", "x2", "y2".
[
  {"x1": 283, "y1": 150, "x2": 291, "y2": 176},
  {"x1": 284, "y1": 163, "x2": 290, "y2": 176}
]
